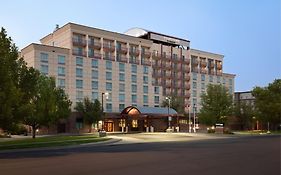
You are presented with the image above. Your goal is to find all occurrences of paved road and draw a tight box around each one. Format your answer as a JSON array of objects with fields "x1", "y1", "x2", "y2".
[{"x1": 0, "y1": 135, "x2": 280, "y2": 175}]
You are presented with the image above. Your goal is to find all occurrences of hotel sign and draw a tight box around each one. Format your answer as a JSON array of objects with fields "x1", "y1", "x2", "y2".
[{"x1": 150, "y1": 33, "x2": 189, "y2": 47}]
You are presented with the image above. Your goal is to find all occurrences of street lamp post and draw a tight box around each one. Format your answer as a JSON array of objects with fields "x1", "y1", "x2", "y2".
[
  {"x1": 193, "y1": 103, "x2": 197, "y2": 133},
  {"x1": 101, "y1": 92, "x2": 109, "y2": 131},
  {"x1": 188, "y1": 105, "x2": 191, "y2": 133},
  {"x1": 166, "y1": 97, "x2": 171, "y2": 129}
]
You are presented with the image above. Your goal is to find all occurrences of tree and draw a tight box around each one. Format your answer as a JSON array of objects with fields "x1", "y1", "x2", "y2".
[
  {"x1": 0, "y1": 27, "x2": 23, "y2": 133},
  {"x1": 161, "y1": 95, "x2": 185, "y2": 114},
  {"x1": 252, "y1": 79, "x2": 281, "y2": 130},
  {"x1": 75, "y1": 97, "x2": 102, "y2": 133},
  {"x1": 234, "y1": 101, "x2": 255, "y2": 130},
  {"x1": 22, "y1": 75, "x2": 72, "y2": 138},
  {"x1": 199, "y1": 84, "x2": 233, "y2": 126}
]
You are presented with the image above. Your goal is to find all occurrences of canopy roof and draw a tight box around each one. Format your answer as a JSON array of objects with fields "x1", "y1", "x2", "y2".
[{"x1": 121, "y1": 106, "x2": 177, "y2": 115}]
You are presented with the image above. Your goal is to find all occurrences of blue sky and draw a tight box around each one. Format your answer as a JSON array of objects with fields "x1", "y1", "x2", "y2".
[{"x1": 1, "y1": 0, "x2": 280, "y2": 91}]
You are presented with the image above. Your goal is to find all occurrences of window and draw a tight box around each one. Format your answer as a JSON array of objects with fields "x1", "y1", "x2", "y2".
[
  {"x1": 76, "y1": 68, "x2": 83, "y2": 78},
  {"x1": 209, "y1": 76, "x2": 213, "y2": 82},
  {"x1": 58, "y1": 55, "x2": 65, "y2": 64},
  {"x1": 132, "y1": 94, "x2": 137, "y2": 103},
  {"x1": 192, "y1": 73, "x2": 197, "y2": 80},
  {"x1": 58, "y1": 67, "x2": 65, "y2": 76},
  {"x1": 143, "y1": 86, "x2": 148, "y2": 94},
  {"x1": 76, "y1": 57, "x2": 83, "y2": 66},
  {"x1": 76, "y1": 90, "x2": 83, "y2": 101},
  {"x1": 119, "y1": 104, "x2": 125, "y2": 112},
  {"x1": 106, "y1": 72, "x2": 112, "y2": 80},
  {"x1": 40, "y1": 53, "x2": 48, "y2": 63},
  {"x1": 106, "y1": 61, "x2": 112, "y2": 70},
  {"x1": 154, "y1": 96, "x2": 160, "y2": 104},
  {"x1": 119, "y1": 94, "x2": 125, "y2": 102},
  {"x1": 106, "y1": 103, "x2": 112, "y2": 112},
  {"x1": 92, "y1": 59, "x2": 98, "y2": 68},
  {"x1": 143, "y1": 76, "x2": 148, "y2": 84},
  {"x1": 154, "y1": 87, "x2": 160, "y2": 94},
  {"x1": 131, "y1": 64, "x2": 137, "y2": 73},
  {"x1": 132, "y1": 120, "x2": 138, "y2": 128},
  {"x1": 106, "y1": 82, "x2": 112, "y2": 91},
  {"x1": 92, "y1": 92, "x2": 99, "y2": 101},
  {"x1": 217, "y1": 76, "x2": 221, "y2": 83},
  {"x1": 132, "y1": 84, "x2": 137, "y2": 93},
  {"x1": 193, "y1": 82, "x2": 197, "y2": 89},
  {"x1": 92, "y1": 81, "x2": 98, "y2": 90},
  {"x1": 193, "y1": 90, "x2": 197, "y2": 97},
  {"x1": 76, "y1": 80, "x2": 83, "y2": 89},
  {"x1": 131, "y1": 75, "x2": 137, "y2": 83},
  {"x1": 119, "y1": 73, "x2": 125, "y2": 81},
  {"x1": 92, "y1": 70, "x2": 98, "y2": 79},
  {"x1": 229, "y1": 79, "x2": 233, "y2": 85},
  {"x1": 143, "y1": 66, "x2": 149, "y2": 74},
  {"x1": 201, "y1": 74, "x2": 205, "y2": 81},
  {"x1": 143, "y1": 95, "x2": 148, "y2": 103},
  {"x1": 119, "y1": 63, "x2": 125, "y2": 72},
  {"x1": 119, "y1": 83, "x2": 125, "y2": 92},
  {"x1": 201, "y1": 82, "x2": 205, "y2": 90},
  {"x1": 106, "y1": 93, "x2": 112, "y2": 102},
  {"x1": 57, "y1": 79, "x2": 65, "y2": 88},
  {"x1": 40, "y1": 65, "x2": 48, "y2": 74}
]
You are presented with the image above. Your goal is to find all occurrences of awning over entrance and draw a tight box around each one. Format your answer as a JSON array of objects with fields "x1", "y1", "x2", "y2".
[{"x1": 121, "y1": 106, "x2": 178, "y2": 116}]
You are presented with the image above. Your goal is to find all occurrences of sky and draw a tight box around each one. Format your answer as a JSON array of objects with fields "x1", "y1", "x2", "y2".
[{"x1": 1, "y1": 0, "x2": 280, "y2": 91}]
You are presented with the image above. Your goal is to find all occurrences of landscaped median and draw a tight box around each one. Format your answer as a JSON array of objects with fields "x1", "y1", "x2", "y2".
[{"x1": 0, "y1": 135, "x2": 111, "y2": 150}]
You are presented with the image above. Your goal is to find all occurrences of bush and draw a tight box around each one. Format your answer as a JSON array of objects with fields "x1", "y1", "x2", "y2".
[
  {"x1": 207, "y1": 129, "x2": 215, "y2": 133},
  {"x1": 10, "y1": 125, "x2": 28, "y2": 135}
]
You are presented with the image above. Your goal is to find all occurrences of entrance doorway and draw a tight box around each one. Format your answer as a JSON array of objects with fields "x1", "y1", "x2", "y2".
[{"x1": 104, "y1": 122, "x2": 114, "y2": 132}]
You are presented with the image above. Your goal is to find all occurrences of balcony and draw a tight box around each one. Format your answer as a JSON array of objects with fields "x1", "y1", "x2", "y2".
[
  {"x1": 153, "y1": 72, "x2": 162, "y2": 78},
  {"x1": 164, "y1": 55, "x2": 172, "y2": 61},
  {"x1": 216, "y1": 63, "x2": 222, "y2": 70},
  {"x1": 209, "y1": 70, "x2": 215, "y2": 75},
  {"x1": 185, "y1": 75, "x2": 190, "y2": 81},
  {"x1": 103, "y1": 43, "x2": 115, "y2": 52},
  {"x1": 88, "y1": 52, "x2": 102, "y2": 59},
  {"x1": 200, "y1": 61, "x2": 207, "y2": 67},
  {"x1": 129, "y1": 58, "x2": 140, "y2": 64},
  {"x1": 184, "y1": 92, "x2": 191, "y2": 98},
  {"x1": 142, "y1": 50, "x2": 151, "y2": 58},
  {"x1": 103, "y1": 54, "x2": 115, "y2": 61},
  {"x1": 72, "y1": 49, "x2": 86, "y2": 57},
  {"x1": 183, "y1": 59, "x2": 190, "y2": 65},
  {"x1": 165, "y1": 83, "x2": 172, "y2": 88},
  {"x1": 200, "y1": 69, "x2": 208, "y2": 74},
  {"x1": 152, "y1": 64, "x2": 160, "y2": 69},
  {"x1": 129, "y1": 49, "x2": 140, "y2": 56},
  {"x1": 209, "y1": 62, "x2": 215, "y2": 68},
  {"x1": 192, "y1": 67, "x2": 199, "y2": 73},
  {"x1": 72, "y1": 38, "x2": 86, "y2": 47},
  {"x1": 192, "y1": 59, "x2": 199, "y2": 66},
  {"x1": 216, "y1": 71, "x2": 223, "y2": 76},
  {"x1": 141, "y1": 59, "x2": 151, "y2": 66},
  {"x1": 88, "y1": 41, "x2": 101, "y2": 50},
  {"x1": 152, "y1": 52, "x2": 161, "y2": 59},
  {"x1": 116, "y1": 56, "x2": 128, "y2": 63},
  {"x1": 117, "y1": 46, "x2": 128, "y2": 54},
  {"x1": 185, "y1": 84, "x2": 191, "y2": 90}
]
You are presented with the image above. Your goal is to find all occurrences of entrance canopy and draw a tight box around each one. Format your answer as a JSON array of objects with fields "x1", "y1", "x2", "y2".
[{"x1": 121, "y1": 106, "x2": 178, "y2": 116}]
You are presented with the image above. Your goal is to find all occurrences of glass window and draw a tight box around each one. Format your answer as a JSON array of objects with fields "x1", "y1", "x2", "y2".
[
  {"x1": 76, "y1": 90, "x2": 83, "y2": 101},
  {"x1": 58, "y1": 55, "x2": 65, "y2": 64},
  {"x1": 201, "y1": 82, "x2": 205, "y2": 89},
  {"x1": 131, "y1": 94, "x2": 137, "y2": 103},
  {"x1": 119, "y1": 73, "x2": 125, "y2": 81},
  {"x1": 193, "y1": 82, "x2": 197, "y2": 89},
  {"x1": 193, "y1": 90, "x2": 197, "y2": 97},
  {"x1": 58, "y1": 66, "x2": 65, "y2": 76},
  {"x1": 143, "y1": 85, "x2": 148, "y2": 94},
  {"x1": 119, "y1": 83, "x2": 125, "y2": 92},
  {"x1": 106, "y1": 72, "x2": 112, "y2": 80},
  {"x1": 119, "y1": 94, "x2": 125, "y2": 102},
  {"x1": 154, "y1": 87, "x2": 159, "y2": 94},
  {"x1": 92, "y1": 81, "x2": 98, "y2": 90},
  {"x1": 143, "y1": 76, "x2": 148, "y2": 84},
  {"x1": 119, "y1": 63, "x2": 125, "y2": 72},
  {"x1": 192, "y1": 73, "x2": 197, "y2": 80},
  {"x1": 40, "y1": 53, "x2": 48, "y2": 63},
  {"x1": 92, "y1": 59, "x2": 98, "y2": 68},
  {"x1": 76, "y1": 57, "x2": 83, "y2": 66},
  {"x1": 143, "y1": 95, "x2": 148, "y2": 103},
  {"x1": 201, "y1": 74, "x2": 205, "y2": 81},
  {"x1": 106, "y1": 93, "x2": 112, "y2": 102},
  {"x1": 40, "y1": 65, "x2": 48, "y2": 74},
  {"x1": 57, "y1": 78, "x2": 65, "y2": 88},
  {"x1": 229, "y1": 79, "x2": 233, "y2": 85},
  {"x1": 92, "y1": 92, "x2": 99, "y2": 101},
  {"x1": 76, "y1": 68, "x2": 83, "y2": 78},
  {"x1": 131, "y1": 64, "x2": 137, "y2": 73},
  {"x1": 106, "y1": 103, "x2": 112, "y2": 112},
  {"x1": 92, "y1": 70, "x2": 98, "y2": 79},
  {"x1": 106, "y1": 82, "x2": 112, "y2": 91},
  {"x1": 106, "y1": 61, "x2": 112, "y2": 70},
  {"x1": 76, "y1": 80, "x2": 83, "y2": 89},
  {"x1": 131, "y1": 75, "x2": 137, "y2": 83},
  {"x1": 154, "y1": 96, "x2": 160, "y2": 104},
  {"x1": 143, "y1": 66, "x2": 149, "y2": 74},
  {"x1": 209, "y1": 76, "x2": 213, "y2": 82},
  {"x1": 132, "y1": 84, "x2": 137, "y2": 93},
  {"x1": 119, "y1": 104, "x2": 125, "y2": 112}
]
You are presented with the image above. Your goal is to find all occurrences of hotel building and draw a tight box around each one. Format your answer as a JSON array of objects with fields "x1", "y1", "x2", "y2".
[{"x1": 21, "y1": 23, "x2": 235, "y2": 132}]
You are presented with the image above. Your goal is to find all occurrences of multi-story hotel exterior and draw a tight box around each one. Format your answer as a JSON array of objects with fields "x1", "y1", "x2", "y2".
[{"x1": 21, "y1": 23, "x2": 235, "y2": 133}]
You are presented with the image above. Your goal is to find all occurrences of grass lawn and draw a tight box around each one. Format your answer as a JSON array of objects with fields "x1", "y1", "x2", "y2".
[{"x1": 0, "y1": 135, "x2": 110, "y2": 150}]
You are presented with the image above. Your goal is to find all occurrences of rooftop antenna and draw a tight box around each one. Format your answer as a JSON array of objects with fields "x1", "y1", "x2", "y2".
[{"x1": 54, "y1": 24, "x2": 59, "y2": 32}]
